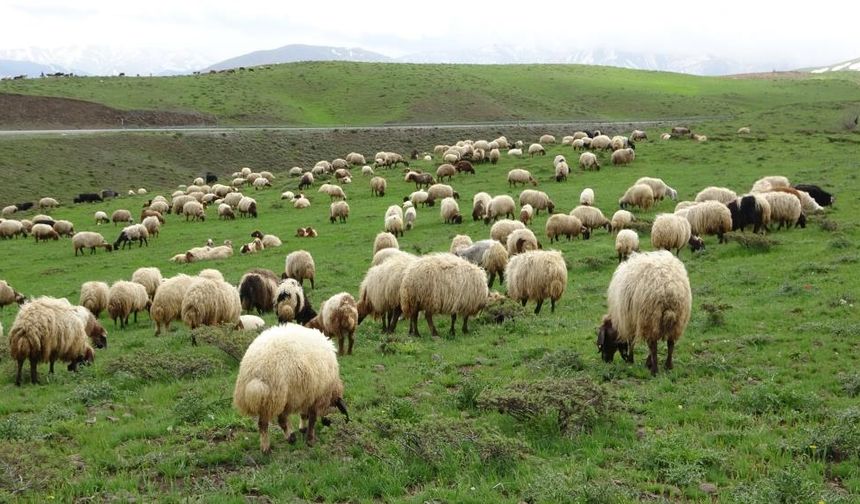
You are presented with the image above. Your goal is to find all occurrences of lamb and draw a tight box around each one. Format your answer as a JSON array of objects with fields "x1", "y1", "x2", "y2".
[
  {"x1": 284, "y1": 250, "x2": 316, "y2": 289},
  {"x1": 450, "y1": 234, "x2": 474, "y2": 253},
  {"x1": 505, "y1": 250, "x2": 567, "y2": 314},
  {"x1": 528, "y1": 143, "x2": 546, "y2": 157},
  {"x1": 507, "y1": 228, "x2": 539, "y2": 256},
  {"x1": 545, "y1": 214, "x2": 590, "y2": 243},
  {"x1": 183, "y1": 200, "x2": 206, "y2": 221},
  {"x1": 108, "y1": 281, "x2": 150, "y2": 328},
  {"x1": 293, "y1": 195, "x2": 310, "y2": 209},
  {"x1": 635, "y1": 177, "x2": 676, "y2": 201},
  {"x1": 440, "y1": 197, "x2": 462, "y2": 224},
  {"x1": 611, "y1": 148, "x2": 636, "y2": 166},
  {"x1": 373, "y1": 232, "x2": 399, "y2": 256},
  {"x1": 490, "y1": 219, "x2": 526, "y2": 245},
  {"x1": 472, "y1": 192, "x2": 491, "y2": 221},
  {"x1": 619, "y1": 184, "x2": 655, "y2": 211},
  {"x1": 610, "y1": 210, "x2": 634, "y2": 233},
  {"x1": 240, "y1": 238, "x2": 265, "y2": 255},
  {"x1": 358, "y1": 252, "x2": 417, "y2": 332},
  {"x1": 385, "y1": 214, "x2": 404, "y2": 237},
  {"x1": 761, "y1": 191, "x2": 805, "y2": 230},
  {"x1": 436, "y1": 163, "x2": 456, "y2": 182},
  {"x1": 453, "y1": 239, "x2": 509, "y2": 287},
  {"x1": 141, "y1": 216, "x2": 161, "y2": 238},
  {"x1": 113, "y1": 224, "x2": 149, "y2": 250},
  {"x1": 275, "y1": 279, "x2": 317, "y2": 325},
  {"x1": 150, "y1": 274, "x2": 194, "y2": 336},
  {"x1": 726, "y1": 194, "x2": 771, "y2": 234},
  {"x1": 554, "y1": 161, "x2": 570, "y2": 182},
  {"x1": 1, "y1": 205, "x2": 17, "y2": 217},
  {"x1": 299, "y1": 172, "x2": 315, "y2": 190},
  {"x1": 0, "y1": 219, "x2": 26, "y2": 239},
  {"x1": 571, "y1": 206, "x2": 611, "y2": 232},
  {"x1": 684, "y1": 200, "x2": 733, "y2": 243},
  {"x1": 181, "y1": 277, "x2": 241, "y2": 344},
  {"x1": 52, "y1": 220, "x2": 75, "y2": 237},
  {"x1": 597, "y1": 251, "x2": 692, "y2": 375},
  {"x1": 370, "y1": 176, "x2": 387, "y2": 197},
  {"x1": 237, "y1": 196, "x2": 258, "y2": 218},
  {"x1": 308, "y1": 293, "x2": 358, "y2": 356},
  {"x1": 519, "y1": 189, "x2": 555, "y2": 214},
  {"x1": 112, "y1": 209, "x2": 133, "y2": 226},
  {"x1": 631, "y1": 130, "x2": 648, "y2": 141},
  {"x1": 250, "y1": 231, "x2": 282, "y2": 248},
  {"x1": 693, "y1": 133, "x2": 707, "y2": 142},
  {"x1": 239, "y1": 269, "x2": 280, "y2": 315},
  {"x1": 507, "y1": 169, "x2": 538, "y2": 187},
  {"x1": 615, "y1": 229, "x2": 640, "y2": 262},
  {"x1": 399, "y1": 253, "x2": 488, "y2": 337},
  {"x1": 484, "y1": 195, "x2": 517, "y2": 223},
  {"x1": 232, "y1": 324, "x2": 348, "y2": 452},
  {"x1": 695, "y1": 186, "x2": 738, "y2": 205},
  {"x1": 131, "y1": 267, "x2": 163, "y2": 300},
  {"x1": 38, "y1": 197, "x2": 59, "y2": 209},
  {"x1": 239, "y1": 315, "x2": 265, "y2": 331},
  {"x1": 572, "y1": 189, "x2": 592, "y2": 209},
  {"x1": 507, "y1": 148, "x2": 522, "y2": 157},
  {"x1": 0, "y1": 280, "x2": 26, "y2": 309},
  {"x1": 519, "y1": 204, "x2": 534, "y2": 226},
  {"x1": 404, "y1": 205, "x2": 416, "y2": 230},
  {"x1": 8, "y1": 297, "x2": 97, "y2": 386},
  {"x1": 31, "y1": 223, "x2": 60, "y2": 242},
  {"x1": 79, "y1": 281, "x2": 109, "y2": 318},
  {"x1": 660, "y1": 133, "x2": 672, "y2": 140},
  {"x1": 579, "y1": 152, "x2": 600, "y2": 171},
  {"x1": 329, "y1": 201, "x2": 350, "y2": 223}
]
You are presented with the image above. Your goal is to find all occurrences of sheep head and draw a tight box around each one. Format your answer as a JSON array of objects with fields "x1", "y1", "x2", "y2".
[
  {"x1": 596, "y1": 316, "x2": 627, "y2": 363},
  {"x1": 581, "y1": 227, "x2": 591, "y2": 240},
  {"x1": 688, "y1": 235, "x2": 705, "y2": 252}
]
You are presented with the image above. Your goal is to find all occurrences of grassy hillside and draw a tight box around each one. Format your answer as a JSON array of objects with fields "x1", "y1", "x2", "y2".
[
  {"x1": 1, "y1": 116, "x2": 859, "y2": 501},
  {"x1": 2, "y1": 62, "x2": 860, "y2": 126}
]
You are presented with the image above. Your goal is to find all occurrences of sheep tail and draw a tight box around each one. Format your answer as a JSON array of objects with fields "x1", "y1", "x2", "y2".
[
  {"x1": 661, "y1": 309, "x2": 678, "y2": 339},
  {"x1": 241, "y1": 378, "x2": 271, "y2": 416},
  {"x1": 9, "y1": 327, "x2": 38, "y2": 360}
]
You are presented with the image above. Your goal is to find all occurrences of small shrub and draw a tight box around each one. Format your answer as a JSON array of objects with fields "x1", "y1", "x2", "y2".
[
  {"x1": 71, "y1": 382, "x2": 117, "y2": 406},
  {"x1": 580, "y1": 256, "x2": 612, "y2": 271},
  {"x1": 830, "y1": 236, "x2": 852, "y2": 249},
  {"x1": 839, "y1": 373, "x2": 860, "y2": 397},
  {"x1": 819, "y1": 218, "x2": 839, "y2": 232},
  {"x1": 728, "y1": 232, "x2": 777, "y2": 251},
  {"x1": 637, "y1": 433, "x2": 722, "y2": 487},
  {"x1": 454, "y1": 377, "x2": 484, "y2": 411},
  {"x1": 701, "y1": 302, "x2": 731, "y2": 327},
  {"x1": 801, "y1": 407, "x2": 860, "y2": 462},
  {"x1": 477, "y1": 295, "x2": 527, "y2": 324},
  {"x1": 735, "y1": 382, "x2": 813, "y2": 415},
  {"x1": 106, "y1": 351, "x2": 224, "y2": 381},
  {"x1": 527, "y1": 348, "x2": 585, "y2": 376},
  {"x1": 194, "y1": 326, "x2": 257, "y2": 362},
  {"x1": 173, "y1": 390, "x2": 210, "y2": 425}
]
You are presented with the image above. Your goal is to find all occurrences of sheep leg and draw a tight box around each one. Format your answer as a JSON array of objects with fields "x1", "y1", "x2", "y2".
[
  {"x1": 337, "y1": 336, "x2": 345, "y2": 356},
  {"x1": 388, "y1": 307, "x2": 402, "y2": 333},
  {"x1": 310, "y1": 278, "x2": 315, "y2": 289},
  {"x1": 487, "y1": 273, "x2": 496, "y2": 288},
  {"x1": 425, "y1": 312, "x2": 439, "y2": 338},
  {"x1": 534, "y1": 299, "x2": 544, "y2": 315},
  {"x1": 278, "y1": 411, "x2": 296, "y2": 444},
  {"x1": 49, "y1": 359, "x2": 55, "y2": 374},
  {"x1": 646, "y1": 340, "x2": 659, "y2": 376},
  {"x1": 30, "y1": 357, "x2": 38, "y2": 384},
  {"x1": 550, "y1": 298, "x2": 556, "y2": 313},
  {"x1": 15, "y1": 359, "x2": 24, "y2": 386},
  {"x1": 258, "y1": 418, "x2": 271, "y2": 454},
  {"x1": 304, "y1": 410, "x2": 318, "y2": 446},
  {"x1": 665, "y1": 340, "x2": 675, "y2": 370},
  {"x1": 449, "y1": 314, "x2": 457, "y2": 337},
  {"x1": 408, "y1": 312, "x2": 420, "y2": 337},
  {"x1": 348, "y1": 332, "x2": 354, "y2": 355},
  {"x1": 462, "y1": 315, "x2": 470, "y2": 334}
]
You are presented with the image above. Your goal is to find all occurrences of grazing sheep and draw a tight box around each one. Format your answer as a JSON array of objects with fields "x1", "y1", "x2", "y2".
[
  {"x1": 793, "y1": 184, "x2": 834, "y2": 207},
  {"x1": 490, "y1": 219, "x2": 526, "y2": 245},
  {"x1": 52, "y1": 220, "x2": 75, "y2": 237},
  {"x1": 539, "y1": 134, "x2": 556, "y2": 144},
  {"x1": 150, "y1": 274, "x2": 194, "y2": 336},
  {"x1": 545, "y1": 214, "x2": 590, "y2": 243},
  {"x1": 635, "y1": 177, "x2": 676, "y2": 201},
  {"x1": 113, "y1": 224, "x2": 149, "y2": 250},
  {"x1": 506, "y1": 228, "x2": 539, "y2": 256},
  {"x1": 38, "y1": 197, "x2": 59, "y2": 209},
  {"x1": 318, "y1": 183, "x2": 347, "y2": 201},
  {"x1": 299, "y1": 172, "x2": 315, "y2": 190},
  {"x1": 346, "y1": 152, "x2": 366, "y2": 165},
  {"x1": 440, "y1": 197, "x2": 462, "y2": 224},
  {"x1": 426, "y1": 184, "x2": 457, "y2": 206},
  {"x1": 131, "y1": 267, "x2": 163, "y2": 300},
  {"x1": 554, "y1": 161, "x2": 570, "y2": 182},
  {"x1": 450, "y1": 234, "x2": 474, "y2": 254},
  {"x1": 404, "y1": 205, "x2": 416, "y2": 230},
  {"x1": 0, "y1": 280, "x2": 25, "y2": 310},
  {"x1": 385, "y1": 214, "x2": 404, "y2": 237},
  {"x1": 399, "y1": 253, "x2": 488, "y2": 337},
  {"x1": 239, "y1": 315, "x2": 265, "y2": 331},
  {"x1": 505, "y1": 250, "x2": 567, "y2": 315},
  {"x1": 232, "y1": 324, "x2": 348, "y2": 452},
  {"x1": 370, "y1": 176, "x2": 387, "y2": 197},
  {"x1": 619, "y1": 184, "x2": 655, "y2": 211},
  {"x1": 455, "y1": 160, "x2": 475, "y2": 174},
  {"x1": 528, "y1": 143, "x2": 546, "y2": 157},
  {"x1": 472, "y1": 192, "x2": 491, "y2": 221},
  {"x1": 108, "y1": 281, "x2": 150, "y2": 328},
  {"x1": 660, "y1": 133, "x2": 672, "y2": 140},
  {"x1": 453, "y1": 239, "x2": 508, "y2": 287},
  {"x1": 507, "y1": 148, "x2": 523, "y2": 157},
  {"x1": 684, "y1": 201, "x2": 733, "y2": 243},
  {"x1": 408, "y1": 190, "x2": 430, "y2": 207},
  {"x1": 237, "y1": 197, "x2": 258, "y2": 218},
  {"x1": 579, "y1": 152, "x2": 600, "y2": 171},
  {"x1": 361, "y1": 165, "x2": 374, "y2": 176},
  {"x1": 358, "y1": 253, "x2": 417, "y2": 332},
  {"x1": 610, "y1": 210, "x2": 635, "y2": 233},
  {"x1": 253, "y1": 177, "x2": 272, "y2": 190},
  {"x1": 519, "y1": 204, "x2": 534, "y2": 226},
  {"x1": 70, "y1": 232, "x2": 112, "y2": 256},
  {"x1": 598, "y1": 251, "x2": 692, "y2": 375},
  {"x1": 615, "y1": 229, "x2": 640, "y2": 262},
  {"x1": 436, "y1": 163, "x2": 456, "y2": 182},
  {"x1": 8, "y1": 297, "x2": 97, "y2": 386},
  {"x1": 308, "y1": 293, "x2": 358, "y2": 356},
  {"x1": 373, "y1": 232, "x2": 399, "y2": 256},
  {"x1": 650, "y1": 214, "x2": 703, "y2": 255},
  {"x1": 727, "y1": 194, "x2": 771, "y2": 234},
  {"x1": 111, "y1": 209, "x2": 133, "y2": 226},
  {"x1": 591, "y1": 135, "x2": 612, "y2": 150},
  {"x1": 329, "y1": 201, "x2": 350, "y2": 224},
  {"x1": 281, "y1": 191, "x2": 295, "y2": 200},
  {"x1": 293, "y1": 195, "x2": 310, "y2": 209},
  {"x1": 183, "y1": 200, "x2": 206, "y2": 221},
  {"x1": 519, "y1": 189, "x2": 555, "y2": 215},
  {"x1": 611, "y1": 148, "x2": 636, "y2": 166},
  {"x1": 770, "y1": 187, "x2": 823, "y2": 214},
  {"x1": 79, "y1": 281, "x2": 109, "y2": 318},
  {"x1": 571, "y1": 138, "x2": 585, "y2": 150},
  {"x1": 484, "y1": 195, "x2": 517, "y2": 223},
  {"x1": 1, "y1": 205, "x2": 17, "y2": 218},
  {"x1": 385, "y1": 204, "x2": 403, "y2": 222},
  {"x1": 275, "y1": 279, "x2": 317, "y2": 325},
  {"x1": 141, "y1": 216, "x2": 161, "y2": 238},
  {"x1": 91, "y1": 211, "x2": 109, "y2": 225},
  {"x1": 284, "y1": 250, "x2": 316, "y2": 289},
  {"x1": 631, "y1": 130, "x2": 648, "y2": 141},
  {"x1": 761, "y1": 191, "x2": 804, "y2": 230},
  {"x1": 181, "y1": 277, "x2": 241, "y2": 344},
  {"x1": 31, "y1": 223, "x2": 59, "y2": 242},
  {"x1": 489, "y1": 148, "x2": 500, "y2": 164},
  {"x1": 695, "y1": 186, "x2": 738, "y2": 205},
  {"x1": 507, "y1": 169, "x2": 538, "y2": 187},
  {"x1": 404, "y1": 171, "x2": 435, "y2": 189},
  {"x1": 0, "y1": 219, "x2": 26, "y2": 239},
  {"x1": 571, "y1": 206, "x2": 611, "y2": 232},
  {"x1": 574, "y1": 188, "x2": 594, "y2": 208},
  {"x1": 239, "y1": 269, "x2": 280, "y2": 315},
  {"x1": 737, "y1": 127, "x2": 751, "y2": 135},
  {"x1": 223, "y1": 192, "x2": 244, "y2": 208}
]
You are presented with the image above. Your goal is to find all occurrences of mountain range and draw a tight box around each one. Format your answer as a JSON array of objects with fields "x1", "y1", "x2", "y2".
[{"x1": 1, "y1": 43, "x2": 857, "y2": 78}]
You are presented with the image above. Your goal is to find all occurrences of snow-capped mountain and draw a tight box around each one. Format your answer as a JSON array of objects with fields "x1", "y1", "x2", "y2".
[
  {"x1": 0, "y1": 46, "x2": 213, "y2": 77},
  {"x1": 203, "y1": 44, "x2": 392, "y2": 71},
  {"x1": 809, "y1": 57, "x2": 860, "y2": 73}
]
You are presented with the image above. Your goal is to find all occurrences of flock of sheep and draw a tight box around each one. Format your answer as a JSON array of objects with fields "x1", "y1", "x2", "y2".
[{"x1": 0, "y1": 126, "x2": 836, "y2": 453}]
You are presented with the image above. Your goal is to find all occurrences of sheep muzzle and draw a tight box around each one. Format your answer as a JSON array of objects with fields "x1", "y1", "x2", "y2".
[{"x1": 334, "y1": 397, "x2": 350, "y2": 423}]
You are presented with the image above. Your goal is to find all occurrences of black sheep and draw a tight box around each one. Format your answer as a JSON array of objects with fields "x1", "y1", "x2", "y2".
[
  {"x1": 205, "y1": 171, "x2": 218, "y2": 184},
  {"x1": 73, "y1": 193, "x2": 103, "y2": 204},
  {"x1": 14, "y1": 202, "x2": 34, "y2": 212},
  {"x1": 239, "y1": 270, "x2": 278, "y2": 315},
  {"x1": 793, "y1": 184, "x2": 834, "y2": 207}
]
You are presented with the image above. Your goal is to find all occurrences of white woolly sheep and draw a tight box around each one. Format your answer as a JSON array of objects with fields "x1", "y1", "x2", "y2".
[
  {"x1": 223, "y1": 192, "x2": 244, "y2": 208},
  {"x1": 426, "y1": 184, "x2": 457, "y2": 205},
  {"x1": 72, "y1": 231, "x2": 112, "y2": 256},
  {"x1": 253, "y1": 178, "x2": 271, "y2": 190},
  {"x1": 113, "y1": 224, "x2": 149, "y2": 250},
  {"x1": 545, "y1": 214, "x2": 589, "y2": 243},
  {"x1": 329, "y1": 201, "x2": 350, "y2": 224},
  {"x1": 239, "y1": 315, "x2": 265, "y2": 331},
  {"x1": 280, "y1": 191, "x2": 295, "y2": 200},
  {"x1": 631, "y1": 130, "x2": 648, "y2": 141},
  {"x1": 200, "y1": 269, "x2": 226, "y2": 282},
  {"x1": 181, "y1": 277, "x2": 241, "y2": 344},
  {"x1": 0, "y1": 219, "x2": 26, "y2": 239},
  {"x1": 32, "y1": 223, "x2": 59, "y2": 242},
  {"x1": 0, "y1": 280, "x2": 25, "y2": 309},
  {"x1": 185, "y1": 242, "x2": 233, "y2": 262},
  {"x1": 8, "y1": 296, "x2": 97, "y2": 386},
  {"x1": 373, "y1": 232, "x2": 399, "y2": 256},
  {"x1": 684, "y1": 201, "x2": 733, "y2": 243},
  {"x1": 591, "y1": 135, "x2": 612, "y2": 150},
  {"x1": 506, "y1": 228, "x2": 539, "y2": 256},
  {"x1": 555, "y1": 161, "x2": 570, "y2": 182},
  {"x1": 505, "y1": 250, "x2": 567, "y2": 314},
  {"x1": 507, "y1": 169, "x2": 537, "y2": 187},
  {"x1": 519, "y1": 189, "x2": 555, "y2": 214},
  {"x1": 358, "y1": 252, "x2": 416, "y2": 332},
  {"x1": 318, "y1": 183, "x2": 347, "y2": 201},
  {"x1": 579, "y1": 188, "x2": 595, "y2": 207},
  {"x1": 385, "y1": 214, "x2": 404, "y2": 237},
  {"x1": 307, "y1": 293, "x2": 358, "y2": 356},
  {"x1": 237, "y1": 196, "x2": 258, "y2": 218},
  {"x1": 183, "y1": 200, "x2": 206, "y2": 221},
  {"x1": 737, "y1": 127, "x2": 751, "y2": 134},
  {"x1": 362, "y1": 165, "x2": 374, "y2": 176},
  {"x1": 111, "y1": 209, "x2": 133, "y2": 226},
  {"x1": 404, "y1": 205, "x2": 416, "y2": 230},
  {"x1": 519, "y1": 204, "x2": 534, "y2": 226},
  {"x1": 399, "y1": 253, "x2": 488, "y2": 337},
  {"x1": 370, "y1": 176, "x2": 387, "y2": 197},
  {"x1": 619, "y1": 184, "x2": 655, "y2": 211},
  {"x1": 751, "y1": 175, "x2": 790, "y2": 193},
  {"x1": 615, "y1": 229, "x2": 640, "y2": 262},
  {"x1": 571, "y1": 205, "x2": 611, "y2": 232},
  {"x1": 485, "y1": 195, "x2": 517, "y2": 223},
  {"x1": 409, "y1": 190, "x2": 429, "y2": 207},
  {"x1": 39, "y1": 197, "x2": 59, "y2": 209},
  {"x1": 79, "y1": 281, "x2": 109, "y2": 318},
  {"x1": 293, "y1": 195, "x2": 310, "y2": 209},
  {"x1": 131, "y1": 267, "x2": 163, "y2": 300},
  {"x1": 611, "y1": 148, "x2": 636, "y2": 166},
  {"x1": 695, "y1": 186, "x2": 738, "y2": 205},
  {"x1": 490, "y1": 219, "x2": 526, "y2": 245},
  {"x1": 52, "y1": 220, "x2": 75, "y2": 237},
  {"x1": 610, "y1": 210, "x2": 635, "y2": 233},
  {"x1": 233, "y1": 324, "x2": 347, "y2": 452},
  {"x1": 598, "y1": 251, "x2": 691, "y2": 375},
  {"x1": 108, "y1": 280, "x2": 149, "y2": 328},
  {"x1": 489, "y1": 148, "x2": 500, "y2": 164},
  {"x1": 539, "y1": 134, "x2": 556, "y2": 144},
  {"x1": 1, "y1": 205, "x2": 16, "y2": 218},
  {"x1": 142, "y1": 216, "x2": 161, "y2": 237},
  {"x1": 436, "y1": 163, "x2": 456, "y2": 182},
  {"x1": 440, "y1": 197, "x2": 462, "y2": 224},
  {"x1": 385, "y1": 204, "x2": 403, "y2": 222},
  {"x1": 571, "y1": 138, "x2": 585, "y2": 150},
  {"x1": 579, "y1": 152, "x2": 600, "y2": 171},
  {"x1": 528, "y1": 143, "x2": 546, "y2": 157},
  {"x1": 150, "y1": 274, "x2": 193, "y2": 336},
  {"x1": 660, "y1": 133, "x2": 672, "y2": 140},
  {"x1": 285, "y1": 250, "x2": 316, "y2": 289},
  {"x1": 650, "y1": 213, "x2": 701, "y2": 255},
  {"x1": 761, "y1": 191, "x2": 804, "y2": 230},
  {"x1": 450, "y1": 234, "x2": 474, "y2": 254},
  {"x1": 635, "y1": 177, "x2": 676, "y2": 201}
]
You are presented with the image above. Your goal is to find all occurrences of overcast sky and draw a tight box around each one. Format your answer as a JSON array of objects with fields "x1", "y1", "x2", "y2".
[{"x1": 1, "y1": 0, "x2": 858, "y2": 67}]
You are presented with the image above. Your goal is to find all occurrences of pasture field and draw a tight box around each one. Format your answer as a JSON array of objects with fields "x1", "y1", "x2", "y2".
[{"x1": 0, "y1": 64, "x2": 859, "y2": 502}]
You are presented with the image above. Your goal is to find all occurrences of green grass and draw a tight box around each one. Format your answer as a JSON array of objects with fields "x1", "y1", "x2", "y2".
[
  {"x1": 1, "y1": 66, "x2": 860, "y2": 502},
  {"x1": 2, "y1": 62, "x2": 860, "y2": 126}
]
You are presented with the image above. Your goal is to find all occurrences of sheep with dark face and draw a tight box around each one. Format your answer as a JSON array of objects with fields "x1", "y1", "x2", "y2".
[{"x1": 793, "y1": 184, "x2": 834, "y2": 207}]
